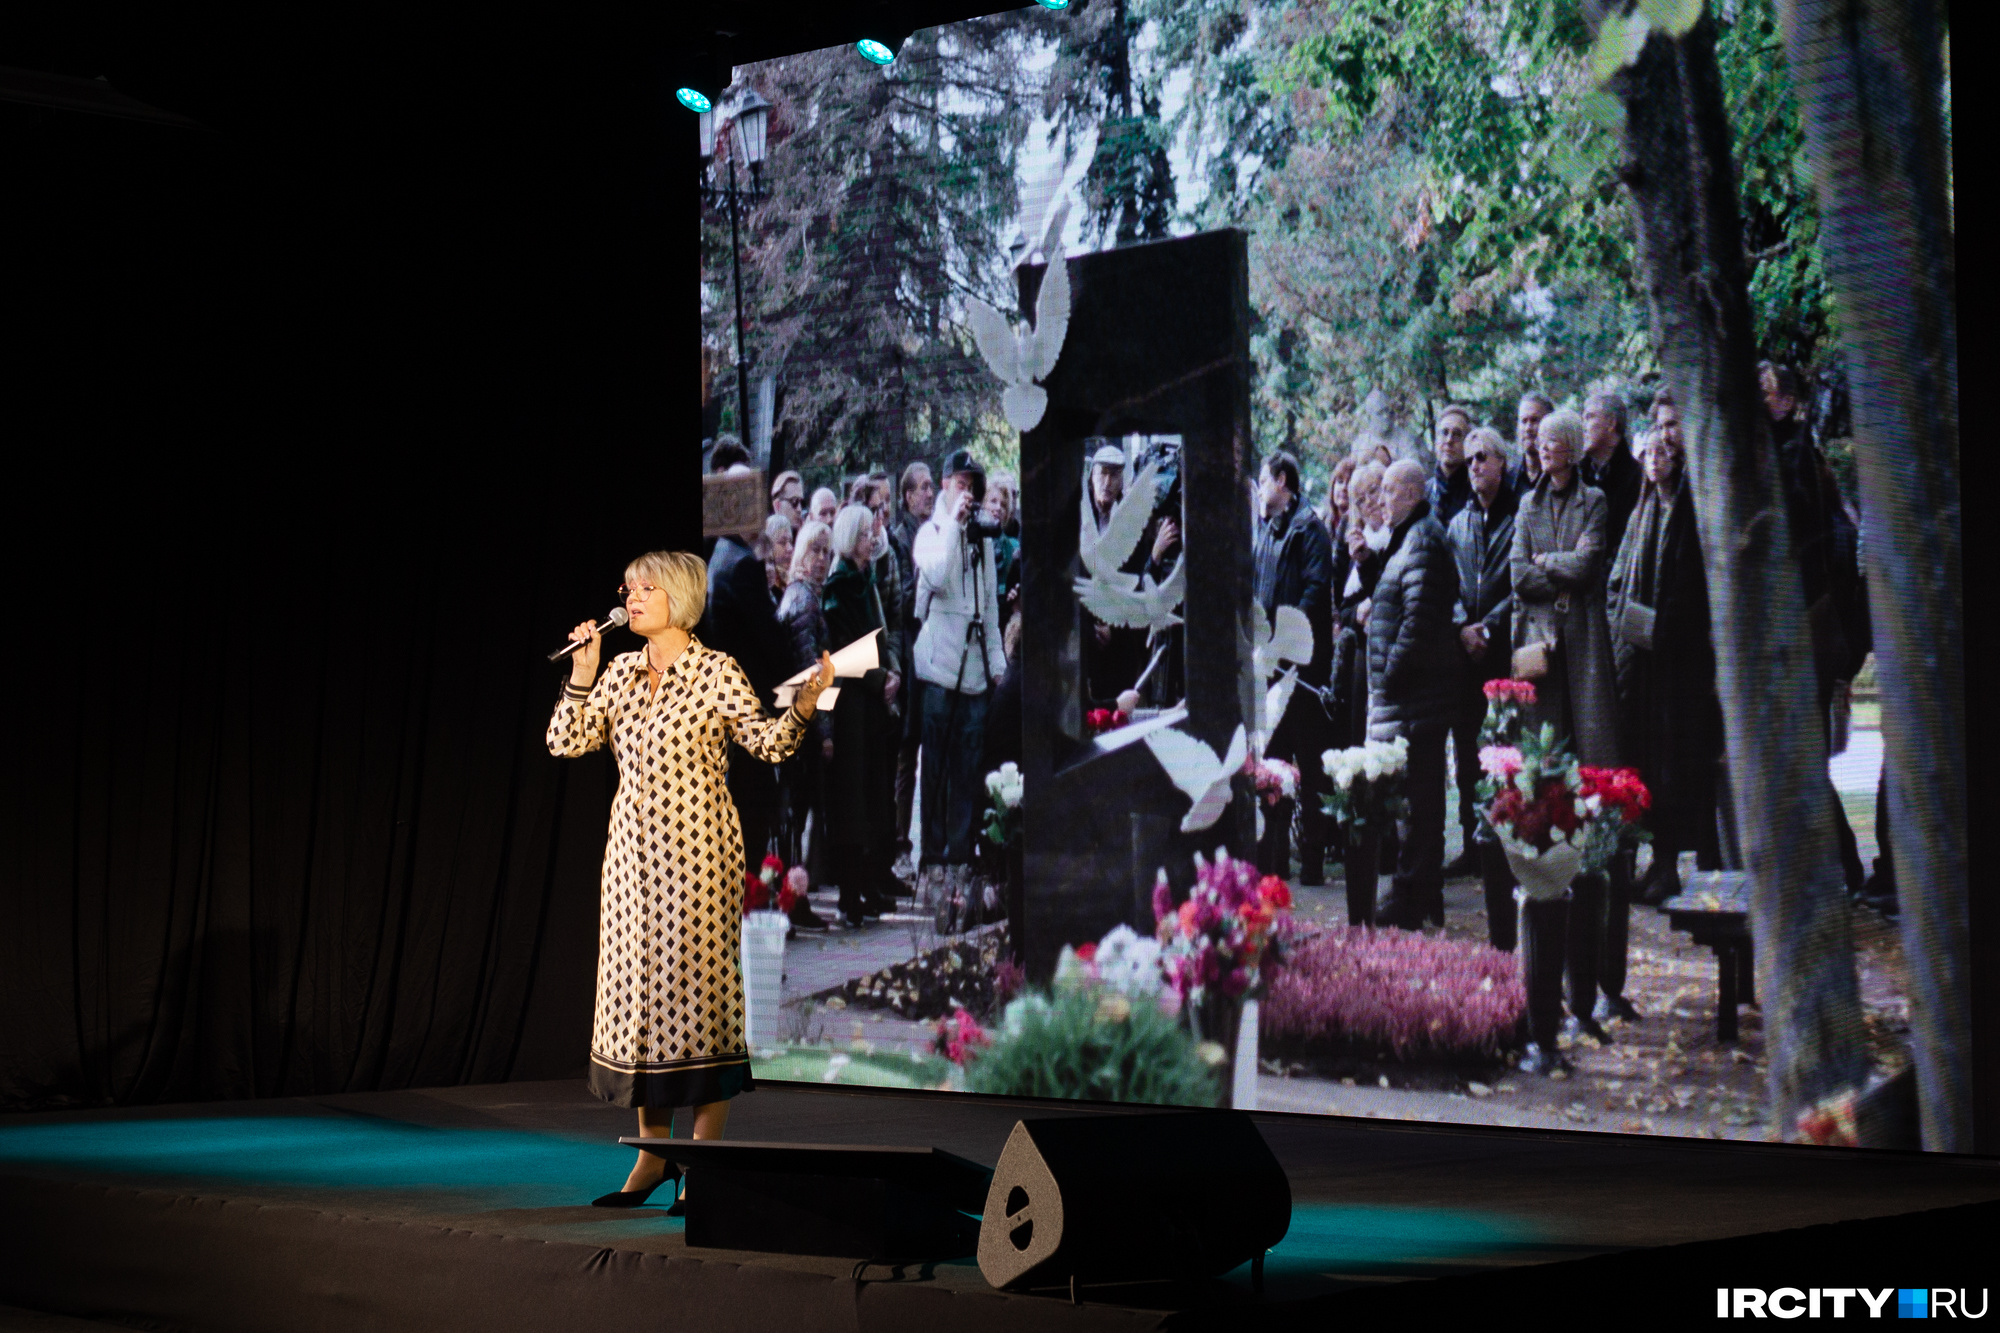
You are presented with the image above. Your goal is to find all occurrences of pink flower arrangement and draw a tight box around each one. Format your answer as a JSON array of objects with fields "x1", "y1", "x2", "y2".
[
  {"x1": 932, "y1": 1006, "x2": 990, "y2": 1066},
  {"x1": 1479, "y1": 678, "x2": 1539, "y2": 749},
  {"x1": 1478, "y1": 745, "x2": 1524, "y2": 780},
  {"x1": 1261, "y1": 927, "x2": 1526, "y2": 1060},
  {"x1": 1242, "y1": 755, "x2": 1300, "y2": 807},
  {"x1": 1152, "y1": 851, "x2": 1292, "y2": 1002},
  {"x1": 1481, "y1": 679, "x2": 1538, "y2": 705}
]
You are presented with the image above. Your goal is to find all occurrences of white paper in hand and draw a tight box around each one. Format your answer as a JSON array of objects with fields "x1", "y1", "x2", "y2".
[
  {"x1": 828, "y1": 628, "x2": 881, "y2": 678},
  {"x1": 772, "y1": 628, "x2": 880, "y2": 711}
]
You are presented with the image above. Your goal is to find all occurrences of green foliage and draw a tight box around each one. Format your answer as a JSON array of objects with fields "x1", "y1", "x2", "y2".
[
  {"x1": 715, "y1": 0, "x2": 1840, "y2": 486},
  {"x1": 965, "y1": 987, "x2": 1222, "y2": 1106},
  {"x1": 720, "y1": 17, "x2": 1044, "y2": 480},
  {"x1": 1044, "y1": 0, "x2": 1177, "y2": 248}
]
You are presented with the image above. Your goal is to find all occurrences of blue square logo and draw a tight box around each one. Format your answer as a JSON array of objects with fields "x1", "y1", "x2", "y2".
[{"x1": 1900, "y1": 1289, "x2": 1929, "y2": 1319}]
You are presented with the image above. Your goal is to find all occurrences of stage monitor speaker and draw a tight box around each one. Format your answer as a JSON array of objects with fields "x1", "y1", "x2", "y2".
[
  {"x1": 622, "y1": 1137, "x2": 990, "y2": 1263},
  {"x1": 976, "y1": 1111, "x2": 1290, "y2": 1292}
]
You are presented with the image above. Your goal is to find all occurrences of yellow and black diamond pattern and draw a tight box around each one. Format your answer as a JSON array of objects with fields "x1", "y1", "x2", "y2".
[{"x1": 547, "y1": 638, "x2": 806, "y2": 1107}]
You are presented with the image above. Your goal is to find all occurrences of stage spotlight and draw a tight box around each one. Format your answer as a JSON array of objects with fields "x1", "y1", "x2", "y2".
[
  {"x1": 855, "y1": 37, "x2": 901, "y2": 65},
  {"x1": 677, "y1": 87, "x2": 713, "y2": 113},
  {"x1": 1036, "y1": 0, "x2": 1073, "y2": 8}
]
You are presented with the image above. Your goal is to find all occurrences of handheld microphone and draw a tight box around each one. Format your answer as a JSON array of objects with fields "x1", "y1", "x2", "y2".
[{"x1": 548, "y1": 607, "x2": 629, "y2": 661}]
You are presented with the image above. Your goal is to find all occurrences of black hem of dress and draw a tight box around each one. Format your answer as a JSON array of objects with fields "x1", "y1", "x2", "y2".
[{"x1": 588, "y1": 1057, "x2": 755, "y2": 1109}]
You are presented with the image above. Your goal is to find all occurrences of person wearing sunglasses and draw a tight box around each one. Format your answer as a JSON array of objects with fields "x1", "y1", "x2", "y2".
[{"x1": 549, "y1": 551, "x2": 833, "y2": 1211}]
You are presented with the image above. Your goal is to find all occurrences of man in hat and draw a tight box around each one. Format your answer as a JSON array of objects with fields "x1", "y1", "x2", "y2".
[
  {"x1": 912, "y1": 449, "x2": 1008, "y2": 870},
  {"x1": 1080, "y1": 441, "x2": 1153, "y2": 704}
]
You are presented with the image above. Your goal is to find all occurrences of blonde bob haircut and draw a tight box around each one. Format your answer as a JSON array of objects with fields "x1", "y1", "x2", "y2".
[
  {"x1": 1538, "y1": 409, "x2": 1585, "y2": 457},
  {"x1": 791, "y1": 519, "x2": 833, "y2": 583},
  {"x1": 624, "y1": 550, "x2": 707, "y2": 630}
]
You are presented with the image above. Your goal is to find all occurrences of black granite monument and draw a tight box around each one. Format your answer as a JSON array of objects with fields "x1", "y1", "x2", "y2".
[{"x1": 1016, "y1": 229, "x2": 1257, "y2": 981}]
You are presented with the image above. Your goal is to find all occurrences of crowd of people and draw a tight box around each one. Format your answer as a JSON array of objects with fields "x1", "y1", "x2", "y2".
[
  {"x1": 694, "y1": 361, "x2": 1883, "y2": 1057},
  {"x1": 1254, "y1": 365, "x2": 1883, "y2": 1073},
  {"x1": 698, "y1": 436, "x2": 1024, "y2": 931}
]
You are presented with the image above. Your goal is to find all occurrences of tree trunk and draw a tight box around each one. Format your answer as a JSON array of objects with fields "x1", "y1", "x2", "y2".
[
  {"x1": 1777, "y1": 0, "x2": 1966, "y2": 1152},
  {"x1": 1584, "y1": 4, "x2": 1869, "y2": 1137}
]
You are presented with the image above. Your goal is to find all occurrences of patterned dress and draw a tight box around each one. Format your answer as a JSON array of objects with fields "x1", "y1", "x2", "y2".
[{"x1": 546, "y1": 638, "x2": 808, "y2": 1108}]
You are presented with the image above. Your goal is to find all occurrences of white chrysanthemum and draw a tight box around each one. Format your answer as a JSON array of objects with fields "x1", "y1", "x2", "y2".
[
  {"x1": 1002, "y1": 994, "x2": 1052, "y2": 1037},
  {"x1": 1094, "y1": 924, "x2": 1163, "y2": 997}
]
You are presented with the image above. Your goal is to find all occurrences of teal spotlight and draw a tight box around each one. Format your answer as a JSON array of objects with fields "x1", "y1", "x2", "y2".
[
  {"x1": 855, "y1": 38, "x2": 898, "y2": 65},
  {"x1": 1036, "y1": 0, "x2": 1072, "y2": 8},
  {"x1": 676, "y1": 87, "x2": 713, "y2": 113}
]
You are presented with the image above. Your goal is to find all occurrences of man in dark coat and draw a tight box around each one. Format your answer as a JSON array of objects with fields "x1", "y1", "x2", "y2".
[
  {"x1": 1425, "y1": 406, "x2": 1475, "y2": 526},
  {"x1": 1764, "y1": 361, "x2": 1872, "y2": 894},
  {"x1": 698, "y1": 527, "x2": 793, "y2": 880},
  {"x1": 889, "y1": 461, "x2": 935, "y2": 860},
  {"x1": 1581, "y1": 391, "x2": 1644, "y2": 558},
  {"x1": 1509, "y1": 392, "x2": 1551, "y2": 497},
  {"x1": 1446, "y1": 428, "x2": 1520, "y2": 944},
  {"x1": 1253, "y1": 450, "x2": 1337, "y2": 884},
  {"x1": 1366, "y1": 460, "x2": 1461, "y2": 929}
]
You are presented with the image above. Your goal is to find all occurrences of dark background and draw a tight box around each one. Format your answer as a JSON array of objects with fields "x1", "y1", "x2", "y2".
[
  {"x1": 0, "y1": 0, "x2": 1991, "y2": 1152},
  {"x1": 0, "y1": 5, "x2": 701, "y2": 1106}
]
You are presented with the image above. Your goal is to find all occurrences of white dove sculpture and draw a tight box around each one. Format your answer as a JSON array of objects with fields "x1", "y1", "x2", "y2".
[
  {"x1": 1074, "y1": 458, "x2": 1186, "y2": 637},
  {"x1": 966, "y1": 200, "x2": 1071, "y2": 432},
  {"x1": 1143, "y1": 723, "x2": 1248, "y2": 834},
  {"x1": 1252, "y1": 605, "x2": 1316, "y2": 738}
]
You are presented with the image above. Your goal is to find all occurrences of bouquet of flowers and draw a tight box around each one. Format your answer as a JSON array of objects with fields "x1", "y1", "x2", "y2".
[
  {"x1": 982, "y1": 761, "x2": 1024, "y2": 848},
  {"x1": 1085, "y1": 707, "x2": 1131, "y2": 736},
  {"x1": 931, "y1": 1006, "x2": 990, "y2": 1067},
  {"x1": 969, "y1": 926, "x2": 1224, "y2": 1106},
  {"x1": 1479, "y1": 735, "x2": 1585, "y2": 897},
  {"x1": 1242, "y1": 754, "x2": 1299, "y2": 808},
  {"x1": 1150, "y1": 850, "x2": 1292, "y2": 1005},
  {"x1": 1577, "y1": 764, "x2": 1652, "y2": 872},
  {"x1": 743, "y1": 854, "x2": 800, "y2": 915},
  {"x1": 1055, "y1": 924, "x2": 1164, "y2": 998},
  {"x1": 1318, "y1": 737, "x2": 1411, "y2": 834},
  {"x1": 1479, "y1": 678, "x2": 1538, "y2": 744},
  {"x1": 1477, "y1": 687, "x2": 1651, "y2": 894}
]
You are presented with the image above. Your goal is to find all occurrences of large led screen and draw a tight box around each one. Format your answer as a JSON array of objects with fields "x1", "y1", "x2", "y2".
[{"x1": 691, "y1": 0, "x2": 1962, "y2": 1150}]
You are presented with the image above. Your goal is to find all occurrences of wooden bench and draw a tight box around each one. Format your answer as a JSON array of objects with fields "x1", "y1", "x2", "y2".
[{"x1": 1657, "y1": 871, "x2": 1757, "y2": 1042}]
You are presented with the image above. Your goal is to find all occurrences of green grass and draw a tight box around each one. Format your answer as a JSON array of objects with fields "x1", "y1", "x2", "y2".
[{"x1": 754, "y1": 1044, "x2": 961, "y2": 1091}]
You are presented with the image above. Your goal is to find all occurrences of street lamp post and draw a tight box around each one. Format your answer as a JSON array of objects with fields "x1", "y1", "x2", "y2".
[{"x1": 700, "y1": 89, "x2": 776, "y2": 474}]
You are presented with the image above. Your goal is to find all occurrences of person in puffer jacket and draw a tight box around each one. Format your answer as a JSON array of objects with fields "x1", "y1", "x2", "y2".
[{"x1": 1366, "y1": 460, "x2": 1462, "y2": 930}]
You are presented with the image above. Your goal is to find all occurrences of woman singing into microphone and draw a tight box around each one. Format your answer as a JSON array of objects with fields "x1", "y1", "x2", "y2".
[{"x1": 548, "y1": 550, "x2": 833, "y2": 1210}]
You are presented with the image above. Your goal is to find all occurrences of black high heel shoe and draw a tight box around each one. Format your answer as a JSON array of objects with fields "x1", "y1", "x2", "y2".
[{"x1": 591, "y1": 1166, "x2": 680, "y2": 1208}]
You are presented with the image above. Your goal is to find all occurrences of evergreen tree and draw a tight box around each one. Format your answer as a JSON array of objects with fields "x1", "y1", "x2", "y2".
[{"x1": 712, "y1": 18, "x2": 1041, "y2": 482}]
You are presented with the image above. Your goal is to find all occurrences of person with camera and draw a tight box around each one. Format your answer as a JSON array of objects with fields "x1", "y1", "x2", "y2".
[
  {"x1": 912, "y1": 450, "x2": 1009, "y2": 876},
  {"x1": 1252, "y1": 450, "x2": 1335, "y2": 885}
]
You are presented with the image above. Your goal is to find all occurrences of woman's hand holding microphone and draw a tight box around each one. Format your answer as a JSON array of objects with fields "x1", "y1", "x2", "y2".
[{"x1": 567, "y1": 620, "x2": 603, "y2": 688}]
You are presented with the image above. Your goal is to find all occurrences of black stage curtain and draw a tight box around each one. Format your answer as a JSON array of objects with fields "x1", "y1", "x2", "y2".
[{"x1": 0, "y1": 12, "x2": 702, "y2": 1109}]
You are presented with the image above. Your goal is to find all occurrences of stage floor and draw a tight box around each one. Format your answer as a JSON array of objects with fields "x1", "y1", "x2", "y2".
[{"x1": 2, "y1": 1079, "x2": 1996, "y2": 1329}]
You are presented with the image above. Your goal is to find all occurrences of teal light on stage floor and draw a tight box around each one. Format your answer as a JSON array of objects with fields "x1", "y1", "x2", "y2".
[
  {"x1": 0, "y1": 1117, "x2": 647, "y2": 1213},
  {"x1": 1246, "y1": 1203, "x2": 1546, "y2": 1278}
]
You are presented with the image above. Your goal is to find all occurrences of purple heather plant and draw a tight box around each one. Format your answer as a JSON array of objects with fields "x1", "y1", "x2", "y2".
[{"x1": 1261, "y1": 926, "x2": 1525, "y2": 1061}]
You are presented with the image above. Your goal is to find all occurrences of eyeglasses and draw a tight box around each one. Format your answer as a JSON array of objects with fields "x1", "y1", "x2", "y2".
[
  {"x1": 1467, "y1": 451, "x2": 1493, "y2": 463},
  {"x1": 618, "y1": 583, "x2": 662, "y2": 601}
]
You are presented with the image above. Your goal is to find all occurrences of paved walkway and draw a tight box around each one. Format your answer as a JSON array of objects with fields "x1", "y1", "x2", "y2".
[{"x1": 1830, "y1": 726, "x2": 1882, "y2": 796}]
